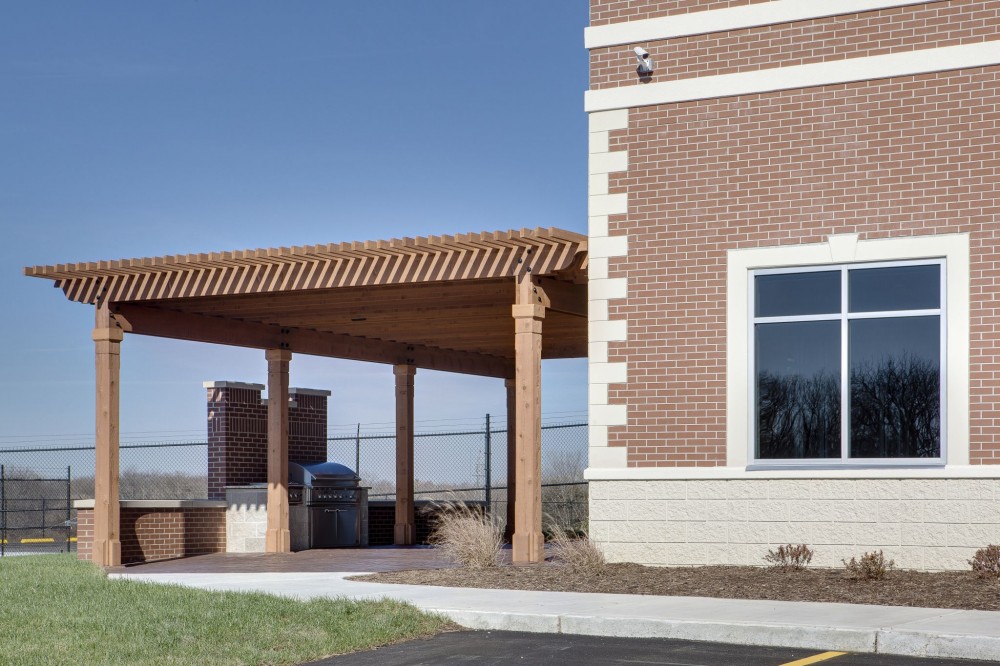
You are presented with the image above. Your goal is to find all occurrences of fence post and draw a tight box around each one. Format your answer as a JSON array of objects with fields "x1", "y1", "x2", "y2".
[
  {"x1": 41, "y1": 498, "x2": 46, "y2": 539},
  {"x1": 355, "y1": 423, "x2": 361, "y2": 476},
  {"x1": 484, "y1": 414, "x2": 491, "y2": 510},
  {"x1": 1, "y1": 465, "x2": 5, "y2": 557},
  {"x1": 67, "y1": 466, "x2": 72, "y2": 553}
]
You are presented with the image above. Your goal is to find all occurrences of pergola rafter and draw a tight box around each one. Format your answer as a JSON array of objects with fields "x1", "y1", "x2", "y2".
[{"x1": 26, "y1": 227, "x2": 586, "y2": 305}]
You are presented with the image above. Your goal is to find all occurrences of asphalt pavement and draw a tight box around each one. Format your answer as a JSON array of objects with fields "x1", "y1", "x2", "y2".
[{"x1": 305, "y1": 631, "x2": 1000, "y2": 666}]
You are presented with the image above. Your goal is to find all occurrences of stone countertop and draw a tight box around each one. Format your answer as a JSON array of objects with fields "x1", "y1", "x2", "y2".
[{"x1": 73, "y1": 499, "x2": 228, "y2": 509}]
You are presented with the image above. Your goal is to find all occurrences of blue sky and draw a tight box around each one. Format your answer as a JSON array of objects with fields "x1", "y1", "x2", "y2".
[{"x1": 1, "y1": 2, "x2": 590, "y2": 445}]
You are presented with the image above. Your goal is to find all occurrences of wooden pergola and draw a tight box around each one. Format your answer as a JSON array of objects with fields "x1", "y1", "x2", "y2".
[{"x1": 25, "y1": 228, "x2": 587, "y2": 567}]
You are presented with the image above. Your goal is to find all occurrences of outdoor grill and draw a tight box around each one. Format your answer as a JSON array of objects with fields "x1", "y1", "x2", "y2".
[{"x1": 288, "y1": 461, "x2": 369, "y2": 551}]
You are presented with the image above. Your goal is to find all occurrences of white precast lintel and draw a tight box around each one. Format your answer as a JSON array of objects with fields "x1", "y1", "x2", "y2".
[
  {"x1": 585, "y1": 0, "x2": 936, "y2": 49},
  {"x1": 585, "y1": 40, "x2": 1000, "y2": 112}
]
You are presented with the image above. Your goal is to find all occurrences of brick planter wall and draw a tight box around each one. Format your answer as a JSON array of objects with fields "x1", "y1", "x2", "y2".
[{"x1": 75, "y1": 502, "x2": 227, "y2": 565}]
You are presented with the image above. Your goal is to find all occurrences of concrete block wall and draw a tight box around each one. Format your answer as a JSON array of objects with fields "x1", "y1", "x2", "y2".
[
  {"x1": 590, "y1": 478, "x2": 1000, "y2": 571},
  {"x1": 225, "y1": 501, "x2": 267, "y2": 553}
]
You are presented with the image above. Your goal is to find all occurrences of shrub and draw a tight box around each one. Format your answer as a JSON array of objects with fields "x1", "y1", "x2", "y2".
[
  {"x1": 969, "y1": 545, "x2": 1000, "y2": 579},
  {"x1": 546, "y1": 522, "x2": 606, "y2": 573},
  {"x1": 843, "y1": 550, "x2": 895, "y2": 581},
  {"x1": 763, "y1": 544, "x2": 814, "y2": 571},
  {"x1": 427, "y1": 501, "x2": 503, "y2": 569}
]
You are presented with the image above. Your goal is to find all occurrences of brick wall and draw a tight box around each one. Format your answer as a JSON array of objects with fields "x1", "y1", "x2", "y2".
[
  {"x1": 76, "y1": 509, "x2": 93, "y2": 561},
  {"x1": 77, "y1": 506, "x2": 226, "y2": 565},
  {"x1": 591, "y1": 1, "x2": 1000, "y2": 90},
  {"x1": 586, "y1": 0, "x2": 1000, "y2": 570},
  {"x1": 602, "y1": 66, "x2": 1000, "y2": 466},
  {"x1": 207, "y1": 384, "x2": 267, "y2": 499},
  {"x1": 289, "y1": 392, "x2": 329, "y2": 462},
  {"x1": 367, "y1": 501, "x2": 478, "y2": 546},
  {"x1": 206, "y1": 383, "x2": 331, "y2": 499}
]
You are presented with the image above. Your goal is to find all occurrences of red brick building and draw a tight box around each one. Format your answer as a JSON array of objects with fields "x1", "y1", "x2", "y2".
[{"x1": 584, "y1": 0, "x2": 1000, "y2": 569}]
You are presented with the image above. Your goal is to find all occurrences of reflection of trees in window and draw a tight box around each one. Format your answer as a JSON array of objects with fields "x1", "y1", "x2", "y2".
[
  {"x1": 757, "y1": 371, "x2": 840, "y2": 459},
  {"x1": 850, "y1": 354, "x2": 940, "y2": 458},
  {"x1": 757, "y1": 356, "x2": 940, "y2": 460}
]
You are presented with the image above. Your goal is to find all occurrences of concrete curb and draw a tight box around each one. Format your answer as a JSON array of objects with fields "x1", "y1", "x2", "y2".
[
  {"x1": 423, "y1": 608, "x2": 1000, "y2": 661},
  {"x1": 428, "y1": 609, "x2": 879, "y2": 652},
  {"x1": 877, "y1": 630, "x2": 1000, "y2": 662}
]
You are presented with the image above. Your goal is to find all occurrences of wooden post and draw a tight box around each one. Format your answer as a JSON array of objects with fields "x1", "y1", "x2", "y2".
[
  {"x1": 394, "y1": 364, "x2": 416, "y2": 545},
  {"x1": 504, "y1": 377, "x2": 517, "y2": 543},
  {"x1": 512, "y1": 276, "x2": 545, "y2": 564},
  {"x1": 265, "y1": 348, "x2": 292, "y2": 553},
  {"x1": 93, "y1": 304, "x2": 123, "y2": 568}
]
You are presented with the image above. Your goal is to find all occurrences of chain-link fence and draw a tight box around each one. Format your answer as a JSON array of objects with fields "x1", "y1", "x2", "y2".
[
  {"x1": 0, "y1": 442, "x2": 210, "y2": 503},
  {"x1": 330, "y1": 418, "x2": 589, "y2": 530},
  {"x1": 0, "y1": 466, "x2": 75, "y2": 555},
  {"x1": 0, "y1": 415, "x2": 589, "y2": 547}
]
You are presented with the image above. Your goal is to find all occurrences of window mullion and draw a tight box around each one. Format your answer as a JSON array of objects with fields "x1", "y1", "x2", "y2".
[{"x1": 841, "y1": 267, "x2": 849, "y2": 463}]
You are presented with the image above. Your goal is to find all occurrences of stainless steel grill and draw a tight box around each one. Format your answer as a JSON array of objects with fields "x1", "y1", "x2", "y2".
[{"x1": 289, "y1": 461, "x2": 369, "y2": 550}]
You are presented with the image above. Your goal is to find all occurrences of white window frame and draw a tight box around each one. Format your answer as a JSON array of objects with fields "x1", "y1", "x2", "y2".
[
  {"x1": 749, "y1": 259, "x2": 946, "y2": 468},
  {"x1": 726, "y1": 233, "x2": 970, "y2": 471}
]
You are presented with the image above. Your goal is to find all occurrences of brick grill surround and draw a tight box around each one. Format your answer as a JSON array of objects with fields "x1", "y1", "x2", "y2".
[{"x1": 207, "y1": 384, "x2": 330, "y2": 499}]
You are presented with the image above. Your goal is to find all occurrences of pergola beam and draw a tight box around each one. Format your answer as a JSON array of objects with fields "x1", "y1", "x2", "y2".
[
  {"x1": 531, "y1": 276, "x2": 587, "y2": 318},
  {"x1": 113, "y1": 304, "x2": 512, "y2": 378}
]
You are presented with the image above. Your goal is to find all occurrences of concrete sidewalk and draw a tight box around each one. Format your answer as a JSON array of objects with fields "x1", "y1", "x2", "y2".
[{"x1": 112, "y1": 571, "x2": 1000, "y2": 662}]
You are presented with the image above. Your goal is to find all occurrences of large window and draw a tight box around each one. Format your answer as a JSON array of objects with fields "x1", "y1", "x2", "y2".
[{"x1": 751, "y1": 261, "x2": 944, "y2": 465}]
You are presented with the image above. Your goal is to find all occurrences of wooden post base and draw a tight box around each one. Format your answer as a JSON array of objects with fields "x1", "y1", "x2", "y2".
[{"x1": 511, "y1": 531, "x2": 544, "y2": 564}]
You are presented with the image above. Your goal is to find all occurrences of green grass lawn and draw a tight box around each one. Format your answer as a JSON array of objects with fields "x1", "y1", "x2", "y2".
[{"x1": 0, "y1": 555, "x2": 449, "y2": 665}]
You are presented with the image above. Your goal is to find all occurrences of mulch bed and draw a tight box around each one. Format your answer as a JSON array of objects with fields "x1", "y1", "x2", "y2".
[{"x1": 353, "y1": 563, "x2": 1000, "y2": 611}]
